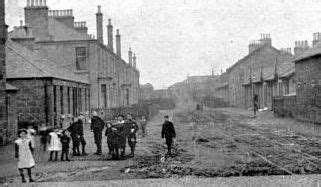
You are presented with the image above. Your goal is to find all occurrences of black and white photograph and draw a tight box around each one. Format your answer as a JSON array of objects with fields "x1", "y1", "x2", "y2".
[{"x1": 1, "y1": 0, "x2": 321, "y2": 186}]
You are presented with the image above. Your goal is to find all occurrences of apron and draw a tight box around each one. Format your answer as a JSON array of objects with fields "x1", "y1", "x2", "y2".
[
  {"x1": 48, "y1": 132, "x2": 62, "y2": 151},
  {"x1": 15, "y1": 139, "x2": 35, "y2": 169}
]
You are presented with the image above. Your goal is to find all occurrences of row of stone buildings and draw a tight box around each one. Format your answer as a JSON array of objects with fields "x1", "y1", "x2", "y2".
[
  {"x1": 0, "y1": 0, "x2": 141, "y2": 144},
  {"x1": 215, "y1": 33, "x2": 321, "y2": 123}
]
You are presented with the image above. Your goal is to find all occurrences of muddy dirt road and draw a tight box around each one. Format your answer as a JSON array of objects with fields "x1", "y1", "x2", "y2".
[{"x1": 2, "y1": 104, "x2": 321, "y2": 183}]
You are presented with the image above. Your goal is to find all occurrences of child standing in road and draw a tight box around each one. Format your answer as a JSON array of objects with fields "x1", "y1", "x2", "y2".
[
  {"x1": 15, "y1": 129, "x2": 35, "y2": 183},
  {"x1": 60, "y1": 130, "x2": 71, "y2": 161},
  {"x1": 48, "y1": 127, "x2": 62, "y2": 161}
]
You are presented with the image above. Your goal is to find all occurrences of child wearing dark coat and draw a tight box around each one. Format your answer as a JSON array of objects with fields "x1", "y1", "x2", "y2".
[{"x1": 60, "y1": 130, "x2": 71, "y2": 161}]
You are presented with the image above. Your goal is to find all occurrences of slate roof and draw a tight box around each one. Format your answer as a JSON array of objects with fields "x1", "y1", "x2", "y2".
[
  {"x1": 242, "y1": 61, "x2": 294, "y2": 85},
  {"x1": 227, "y1": 43, "x2": 280, "y2": 72},
  {"x1": 6, "y1": 40, "x2": 89, "y2": 84},
  {"x1": 294, "y1": 42, "x2": 321, "y2": 62}
]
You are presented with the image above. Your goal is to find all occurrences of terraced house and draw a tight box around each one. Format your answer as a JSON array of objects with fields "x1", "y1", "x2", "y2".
[
  {"x1": 6, "y1": 0, "x2": 140, "y2": 127},
  {"x1": 221, "y1": 34, "x2": 293, "y2": 108}
]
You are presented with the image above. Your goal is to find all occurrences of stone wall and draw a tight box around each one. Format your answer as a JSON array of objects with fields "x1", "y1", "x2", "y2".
[
  {"x1": 295, "y1": 57, "x2": 321, "y2": 123},
  {"x1": 7, "y1": 78, "x2": 90, "y2": 128}
]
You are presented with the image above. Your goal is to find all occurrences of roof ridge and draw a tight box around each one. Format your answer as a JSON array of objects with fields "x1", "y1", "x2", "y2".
[{"x1": 6, "y1": 42, "x2": 52, "y2": 77}]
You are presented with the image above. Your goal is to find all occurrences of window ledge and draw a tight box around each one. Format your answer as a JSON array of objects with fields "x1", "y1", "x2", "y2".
[{"x1": 74, "y1": 70, "x2": 89, "y2": 74}]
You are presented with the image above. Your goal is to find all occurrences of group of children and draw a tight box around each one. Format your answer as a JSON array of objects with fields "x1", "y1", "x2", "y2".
[{"x1": 14, "y1": 113, "x2": 148, "y2": 183}]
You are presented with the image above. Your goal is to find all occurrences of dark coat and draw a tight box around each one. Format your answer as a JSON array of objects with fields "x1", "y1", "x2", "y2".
[
  {"x1": 91, "y1": 116, "x2": 105, "y2": 132},
  {"x1": 109, "y1": 124, "x2": 122, "y2": 149},
  {"x1": 60, "y1": 134, "x2": 71, "y2": 149},
  {"x1": 161, "y1": 121, "x2": 176, "y2": 140},
  {"x1": 126, "y1": 120, "x2": 139, "y2": 139},
  {"x1": 75, "y1": 119, "x2": 84, "y2": 136}
]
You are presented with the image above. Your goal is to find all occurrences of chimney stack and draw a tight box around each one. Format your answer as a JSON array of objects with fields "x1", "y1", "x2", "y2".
[
  {"x1": 96, "y1": 5, "x2": 103, "y2": 44},
  {"x1": 116, "y1": 29, "x2": 121, "y2": 57},
  {"x1": 294, "y1": 40, "x2": 309, "y2": 56},
  {"x1": 107, "y1": 19, "x2": 113, "y2": 51},
  {"x1": 25, "y1": 0, "x2": 49, "y2": 41},
  {"x1": 133, "y1": 53, "x2": 137, "y2": 68},
  {"x1": 259, "y1": 33, "x2": 272, "y2": 46},
  {"x1": 312, "y1": 32, "x2": 321, "y2": 47},
  {"x1": 128, "y1": 47, "x2": 133, "y2": 66}
]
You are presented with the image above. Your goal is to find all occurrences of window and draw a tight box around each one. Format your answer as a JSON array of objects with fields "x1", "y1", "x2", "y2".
[
  {"x1": 101, "y1": 84, "x2": 107, "y2": 108},
  {"x1": 75, "y1": 47, "x2": 87, "y2": 70}
]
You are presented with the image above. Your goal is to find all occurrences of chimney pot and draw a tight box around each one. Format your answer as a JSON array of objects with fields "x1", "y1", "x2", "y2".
[
  {"x1": 31, "y1": 0, "x2": 34, "y2": 6},
  {"x1": 98, "y1": 5, "x2": 101, "y2": 13}
]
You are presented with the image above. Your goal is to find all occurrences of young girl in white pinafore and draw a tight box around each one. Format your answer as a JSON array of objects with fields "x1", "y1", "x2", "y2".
[
  {"x1": 15, "y1": 129, "x2": 35, "y2": 183},
  {"x1": 48, "y1": 127, "x2": 62, "y2": 161}
]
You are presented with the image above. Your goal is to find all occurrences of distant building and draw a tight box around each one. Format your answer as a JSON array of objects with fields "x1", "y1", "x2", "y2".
[
  {"x1": 169, "y1": 74, "x2": 219, "y2": 103},
  {"x1": 10, "y1": 1, "x2": 140, "y2": 112},
  {"x1": 139, "y1": 83, "x2": 154, "y2": 101}
]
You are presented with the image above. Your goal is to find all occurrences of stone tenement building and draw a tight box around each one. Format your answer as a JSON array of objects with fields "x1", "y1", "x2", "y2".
[
  {"x1": 224, "y1": 34, "x2": 293, "y2": 108},
  {"x1": 11, "y1": 1, "x2": 140, "y2": 114}
]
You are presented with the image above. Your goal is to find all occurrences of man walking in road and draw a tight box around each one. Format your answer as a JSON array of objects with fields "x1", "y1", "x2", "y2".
[
  {"x1": 91, "y1": 111, "x2": 105, "y2": 155},
  {"x1": 161, "y1": 115, "x2": 176, "y2": 156}
]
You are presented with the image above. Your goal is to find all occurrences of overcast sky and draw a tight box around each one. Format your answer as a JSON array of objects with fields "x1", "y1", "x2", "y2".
[{"x1": 5, "y1": 0, "x2": 321, "y2": 89}]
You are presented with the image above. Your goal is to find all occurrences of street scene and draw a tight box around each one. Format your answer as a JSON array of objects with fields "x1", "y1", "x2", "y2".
[{"x1": 2, "y1": 0, "x2": 321, "y2": 186}]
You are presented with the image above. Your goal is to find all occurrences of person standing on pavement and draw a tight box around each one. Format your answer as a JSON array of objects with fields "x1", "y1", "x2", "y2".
[
  {"x1": 105, "y1": 122, "x2": 113, "y2": 155},
  {"x1": 15, "y1": 129, "x2": 35, "y2": 183},
  {"x1": 60, "y1": 130, "x2": 71, "y2": 161},
  {"x1": 126, "y1": 114, "x2": 139, "y2": 157},
  {"x1": 91, "y1": 111, "x2": 105, "y2": 155},
  {"x1": 77, "y1": 114, "x2": 88, "y2": 156},
  {"x1": 161, "y1": 115, "x2": 176, "y2": 156},
  {"x1": 116, "y1": 115, "x2": 127, "y2": 158},
  {"x1": 67, "y1": 117, "x2": 81, "y2": 156},
  {"x1": 47, "y1": 127, "x2": 62, "y2": 161}
]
